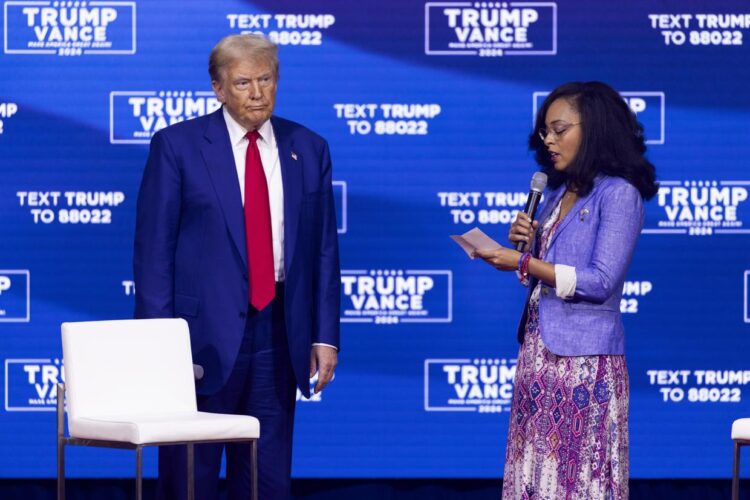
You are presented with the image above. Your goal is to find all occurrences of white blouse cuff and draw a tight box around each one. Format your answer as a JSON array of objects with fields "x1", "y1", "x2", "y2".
[{"x1": 554, "y1": 264, "x2": 576, "y2": 299}]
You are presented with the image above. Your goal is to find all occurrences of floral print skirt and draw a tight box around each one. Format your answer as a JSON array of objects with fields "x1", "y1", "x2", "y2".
[{"x1": 502, "y1": 300, "x2": 629, "y2": 500}]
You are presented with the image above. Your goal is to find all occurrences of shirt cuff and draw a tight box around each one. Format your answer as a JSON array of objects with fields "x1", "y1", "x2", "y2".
[
  {"x1": 312, "y1": 342, "x2": 338, "y2": 351},
  {"x1": 554, "y1": 264, "x2": 576, "y2": 299}
]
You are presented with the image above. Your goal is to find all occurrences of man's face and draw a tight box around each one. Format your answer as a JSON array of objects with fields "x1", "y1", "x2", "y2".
[{"x1": 212, "y1": 57, "x2": 277, "y2": 131}]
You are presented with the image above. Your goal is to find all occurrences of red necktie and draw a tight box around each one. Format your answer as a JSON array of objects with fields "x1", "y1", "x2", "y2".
[{"x1": 244, "y1": 130, "x2": 275, "y2": 310}]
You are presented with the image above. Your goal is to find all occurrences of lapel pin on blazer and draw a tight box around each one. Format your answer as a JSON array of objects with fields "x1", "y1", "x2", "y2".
[
  {"x1": 291, "y1": 151, "x2": 298, "y2": 161},
  {"x1": 579, "y1": 208, "x2": 589, "y2": 221}
]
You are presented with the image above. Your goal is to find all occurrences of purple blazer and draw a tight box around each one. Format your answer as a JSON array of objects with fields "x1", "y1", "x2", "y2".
[{"x1": 516, "y1": 175, "x2": 644, "y2": 356}]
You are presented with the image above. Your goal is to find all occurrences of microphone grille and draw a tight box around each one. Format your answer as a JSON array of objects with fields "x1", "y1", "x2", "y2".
[{"x1": 531, "y1": 172, "x2": 548, "y2": 192}]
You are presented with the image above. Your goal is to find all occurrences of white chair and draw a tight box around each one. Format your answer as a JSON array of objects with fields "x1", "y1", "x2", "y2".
[
  {"x1": 732, "y1": 418, "x2": 750, "y2": 500},
  {"x1": 57, "y1": 318, "x2": 260, "y2": 500}
]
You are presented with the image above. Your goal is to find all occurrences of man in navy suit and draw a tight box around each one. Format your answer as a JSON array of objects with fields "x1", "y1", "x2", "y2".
[{"x1": 134, "y1": 34, "x2": 340, "y2": 499}]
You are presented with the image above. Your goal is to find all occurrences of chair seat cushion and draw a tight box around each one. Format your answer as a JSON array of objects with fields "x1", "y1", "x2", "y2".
[
  {"x1": 732, "y1": 418, "x2": 750, "y2": 440},
  {"x1": 70, "y1": 411, "x2": 260, "y2": 445}
]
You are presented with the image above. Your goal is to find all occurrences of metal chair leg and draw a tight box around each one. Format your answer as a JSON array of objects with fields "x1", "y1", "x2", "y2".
[
  {"x1": 187, "y1": 443, "x2": 195, "y2": 500},
  {"x1": 136, "y1": 446, "x2": 143, "y2": 500},
  {"x1": 733, "y1": 441, "x2": 741, "y2": 500},
  {"x1": 56, "y1": 383, "x2": 65, "y2": 500},
  {"x1": 251, "y1": 439, "x2": 258, "y2": 500}
]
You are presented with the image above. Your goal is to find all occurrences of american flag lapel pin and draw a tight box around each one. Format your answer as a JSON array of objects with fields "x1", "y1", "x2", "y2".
[
  {"x1": 579, "y1": 208, "x2": 589, "y2": 221},
  {"x1": 291, "y1": 151, "x2": 298, "y2": 161}
]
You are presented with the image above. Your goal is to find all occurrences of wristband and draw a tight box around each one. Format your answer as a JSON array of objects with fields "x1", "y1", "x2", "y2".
[{"x1": 518, "y1": 252, "x2": 532, "y2": 282}]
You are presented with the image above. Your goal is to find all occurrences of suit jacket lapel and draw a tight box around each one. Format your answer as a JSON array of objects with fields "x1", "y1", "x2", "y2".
[
  {"x1": 272, "y1": 117, "x2": 303, "y2": 275},
  {"x1": 201, "y1": 109, "x2": 248, "y2": 270},
  {"x1": 536, "y1": 186, "x2": 564, "y2": 228},
  {"x1": 546, "y1": 177, "x2": 601, "y2": 251},
  {"x1": 527, "y1": 186, "x2": 560, "y2": 257}
]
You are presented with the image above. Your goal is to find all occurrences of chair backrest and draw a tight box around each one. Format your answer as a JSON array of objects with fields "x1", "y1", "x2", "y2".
[{"x1": 61, "y1": 318, "x2": 197, "y2": 423}]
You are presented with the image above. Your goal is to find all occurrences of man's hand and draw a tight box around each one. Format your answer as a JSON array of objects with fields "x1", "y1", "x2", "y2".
[{"x1": 310, "y1": 345, "x2": 338, "y2": 394}]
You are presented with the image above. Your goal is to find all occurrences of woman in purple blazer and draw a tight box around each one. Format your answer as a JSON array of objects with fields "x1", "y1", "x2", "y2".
[{"x1": 476, "y1": 82, "x2": 658, "y2": 499}]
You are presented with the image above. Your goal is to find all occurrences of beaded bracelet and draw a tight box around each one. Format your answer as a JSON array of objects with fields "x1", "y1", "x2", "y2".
[
  {"x1": 517, "y1": 252, "x2": 527, "y2": 272},
  {"x1": 518, "y1": 252, "x2": 532, "y2": 282}
]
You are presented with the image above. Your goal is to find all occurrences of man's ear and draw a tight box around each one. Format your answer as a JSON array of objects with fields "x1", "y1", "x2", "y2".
[{"x1": 211, "y1": 80, "x2": 225, "y2": 103}]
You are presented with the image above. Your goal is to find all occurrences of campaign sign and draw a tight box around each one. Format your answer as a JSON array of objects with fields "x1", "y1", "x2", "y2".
[
  {"x1": 424, "y1": 358, "x2": 517, "y2": 413},
  {"x1": 644, "y1": 180, "x2": 750, "y2": 236},
  {"x1": 5, "y1": 358, "x2": 63, "y2": 411},
  {"x1": 533, "y1": 91, "x2": 666, "y2": 145},
  {"x1": 341, "y1": 270, "x2": 452, "y2": 324},
  {"x1": 425, "y1": 2, "x2": 557, "y2": 56},
  {"x1": 333, "y1": 181, "x2": 347, "y2": 234},
  {"x1": 4, "y1": 1, "x2": 136, "y2": 56},
  {"x1": 0, "y1": 270, "x2": 30, "y2": 322},
  {"x1": 110, "y1": 91, "x2": 220, "y2": 144}
]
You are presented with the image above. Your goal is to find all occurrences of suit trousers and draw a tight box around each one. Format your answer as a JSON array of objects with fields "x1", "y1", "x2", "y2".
[{"x1": 157, "y1": 285, "x2": 298, "y2": 500}]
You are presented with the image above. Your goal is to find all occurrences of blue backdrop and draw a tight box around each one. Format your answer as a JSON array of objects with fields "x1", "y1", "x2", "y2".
[{"x1": 1, "y1": 0, "x2": 749, "y2": 479}]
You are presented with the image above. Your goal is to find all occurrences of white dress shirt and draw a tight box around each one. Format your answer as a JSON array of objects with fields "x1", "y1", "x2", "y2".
[
  {"x1": 223, "y1": 108, "x2": 336, "y2": 352},
  {"x1": 223, "y1": 107, "x2": 285, "y2": 282}
]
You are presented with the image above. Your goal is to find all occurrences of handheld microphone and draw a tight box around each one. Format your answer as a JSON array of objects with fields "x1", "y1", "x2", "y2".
[{"x1": 515, "y1": 172, "x2": 548, "y2": 251}]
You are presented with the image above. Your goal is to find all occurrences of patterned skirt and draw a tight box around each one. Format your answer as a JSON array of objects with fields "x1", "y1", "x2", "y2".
[{"x1": 502, "y1": 300, "x2": 629, "y2": 500}]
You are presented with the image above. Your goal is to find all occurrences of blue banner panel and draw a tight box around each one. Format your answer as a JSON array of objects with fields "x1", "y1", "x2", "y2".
[{"x1": 1, "y1": 0, "x2": 749, "y2": 480}]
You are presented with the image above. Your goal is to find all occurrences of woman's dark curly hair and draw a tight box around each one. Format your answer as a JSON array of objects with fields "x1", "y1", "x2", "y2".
[{"x1": 530, "y1": 81, "x2": 658, "y2": 200}]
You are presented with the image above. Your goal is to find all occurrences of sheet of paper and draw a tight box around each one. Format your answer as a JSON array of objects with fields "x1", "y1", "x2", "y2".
[{"x1": 450, "y1": 227, "x2": 503, "y2": 259}]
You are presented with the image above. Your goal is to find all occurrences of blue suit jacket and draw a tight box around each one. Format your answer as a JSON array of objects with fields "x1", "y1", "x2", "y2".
[
  {"x1": 516, "y1": 175, "x2": 644, "y2": 356},
  {"x1": 134, "y1": 109, "x2": 340, "y2": 397}
]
